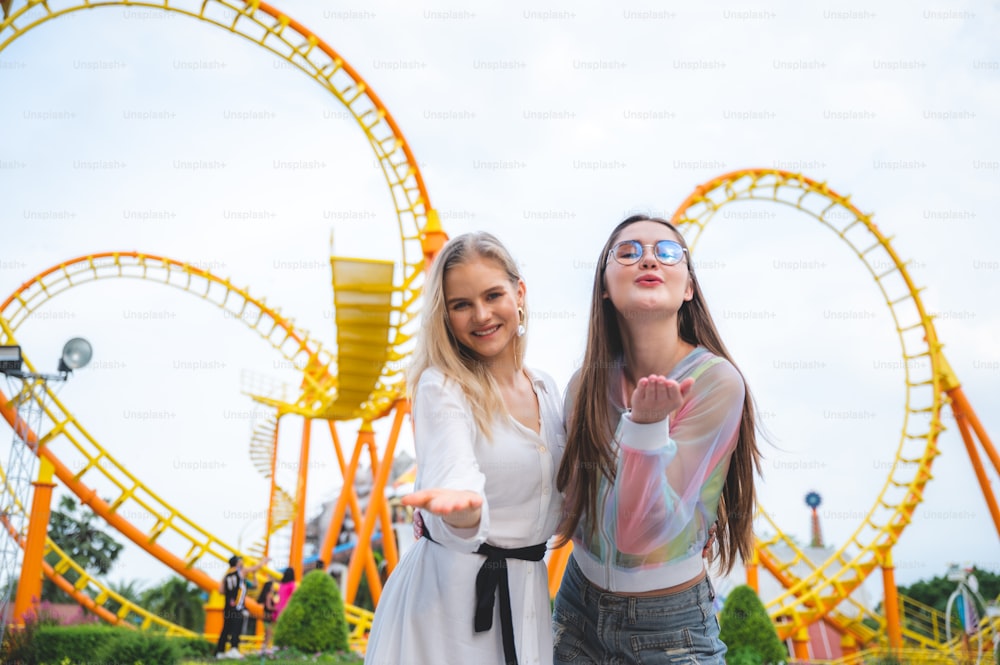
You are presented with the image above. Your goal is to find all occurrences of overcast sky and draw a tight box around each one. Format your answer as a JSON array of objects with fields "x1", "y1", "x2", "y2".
[{"x1": 1, "y1": 0, "x2": 998, "y2": 612}]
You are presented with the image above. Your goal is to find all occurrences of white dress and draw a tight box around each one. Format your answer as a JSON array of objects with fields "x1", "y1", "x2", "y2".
[{"x1": 365, "y1": 367, "x2": 565, "y2": 665}]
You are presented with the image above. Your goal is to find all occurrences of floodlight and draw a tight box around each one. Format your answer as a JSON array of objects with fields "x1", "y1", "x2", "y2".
[
  {"x1": 58, "y1": 338, "x2": 93, "y2": 373},
  {"x1": 0, "y1": 345, "x2": 22, "y2": 373}
]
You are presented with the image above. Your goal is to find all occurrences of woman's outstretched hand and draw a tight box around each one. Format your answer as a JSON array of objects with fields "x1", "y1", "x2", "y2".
[
  {"x1": 402, "y1": 489, "x2": 483, "y2": 529},
  {"x1": 629, "y1": 375, "x2": 695, "y2": 424}
]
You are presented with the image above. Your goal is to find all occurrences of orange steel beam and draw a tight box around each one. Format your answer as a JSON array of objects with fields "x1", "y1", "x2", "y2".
[
  {"x1": 792, "y1": 627, "x2": 810, "y2": 661},
  {"x1": 344, "y1": 423, "x2": 378, "y2": 604},
  {"x1": 319, "y1": 421, "x2": 351, "y2": 563},
  {"x1": 0, "y1": 513, "x2": 138, "y2": 631},
  {"x1": 0, "y1": 398, "x2": 216, "y2": 590},
  {"x1": 949, "y1": 388, "x2": 1000, "y2": 472},
  {"x1": 12, "y1": 456, "x2": 56, "y2": 625},
  {"x1": 747, "y1": 546, "x2": 760, "y2": 593},
  {"x1": 366, "y1": 432, "x2": 399, "y2": 572},
  {"x1": 264, "y1": 415, "x2": 281, "y2": 558},
  {"x1": 289, "y1": 417, "x2": 312, "y2": 581},
  {"x1": 377, "y1": 402, "x2": 408, "y2": 574},
  {"x1": 882, "y1": 553, "x2": 903, "y2": 653},
  {"x1": 42, "y1": 556, "x2": 128, "y2": 628},
  {"x1": 345, "y1": 402, "x2": 409, "y2": 605},
  {"x1": 318, "y1": 421, "x2": 380, "y2": 591},
  {"x1": 547, "y1": 542, "x2": 572, "y2": 599},
  {"x1": 947, "y1": 387, "x2": 1000, "y2": 539},
  {"x1": 0, "y1": 398, "x2": 269, "y2": 622},
  {"x1": 951, "y1": 404, "x2": 1000, "y2": 537}
]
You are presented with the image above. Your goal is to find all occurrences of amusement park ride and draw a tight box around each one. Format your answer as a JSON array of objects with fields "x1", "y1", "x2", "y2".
[{"x1": 1, "y1": 0, "x2": 998, "y2": 662}]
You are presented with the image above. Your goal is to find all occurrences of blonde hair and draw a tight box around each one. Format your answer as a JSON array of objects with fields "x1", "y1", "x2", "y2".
[{"x1": 408, "y1": 232, "x2": 526, "y2": 439}]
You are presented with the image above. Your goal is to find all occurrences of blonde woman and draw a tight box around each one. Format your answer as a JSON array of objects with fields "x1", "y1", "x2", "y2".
[{"x1": 365, "y1": 232, "x2": 564, "y2": 665}]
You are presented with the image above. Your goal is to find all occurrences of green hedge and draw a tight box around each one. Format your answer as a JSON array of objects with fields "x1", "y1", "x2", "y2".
[
  {"x1": 34, "y1": 625, "x2": 120, "y2": 664},
  {"x1": 93, "y1": 630, "x2": 182, "y2": 665},
  {"x1": 1, "y1": 623, "x2": 214, "y2": 665}
]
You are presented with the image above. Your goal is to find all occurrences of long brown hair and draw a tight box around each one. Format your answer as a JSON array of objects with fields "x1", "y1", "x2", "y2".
[
  {"x1": 555, "y1": 215, "x2": 761, "y2": 573},
  {"x1": 408, "y1": 232, "x2": 527, "y2": 439}
]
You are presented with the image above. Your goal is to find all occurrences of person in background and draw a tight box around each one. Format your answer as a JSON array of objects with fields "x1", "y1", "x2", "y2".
[
  {"x1": 215, "y1": 554, "x2": 269, "y2": 660},
  {"x1": 256, "y1": 580, "x2": 278, "y2": 653},
  {"x1": 274, "y1": 566, "x2": 296, "y2": 619}
]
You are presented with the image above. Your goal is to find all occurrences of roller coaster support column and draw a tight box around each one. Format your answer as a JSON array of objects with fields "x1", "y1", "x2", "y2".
[
  {"x1": 421, "y1": 209, "x2": 447, "y2": 264},
  {"x1": 881, "y1": 551, "x2": 903, "y2": 653},
  {"x1": 318, "y1": 422, "x2": 381, "y2": 591},
  {"x1": 546, "y1": 542, "x2": 572, "y2": 599},
  {"x1": 938, "y1": 354, "x2": 1000, "y2": 538},
  {"x1": 365, "y1": 427, "x2": 399, "y2": 573},
  {"x1": 948, "y1": 385, "x2": 1000, "y2": 538},
  {"x1": 747, "y1": 546, "x2": 759, "y2": 593},
  {"x1": 345, "y1": 403, "x2": 408, "y2": 606},
  {"x1": 289, "y1": 417, "x2": 313, "y2": 581},
  {"x1": 344, "y1": 422, "x2": 378, "y2": 605},
  {"x1": 791, "y1": 627, "x2": 810, "y2": 661},
  {"x1": 12, "y1": 456, "x2": 55, "y2": 625}
]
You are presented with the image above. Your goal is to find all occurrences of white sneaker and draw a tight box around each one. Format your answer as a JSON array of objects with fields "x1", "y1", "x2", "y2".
[
  {"x1": 226, "y1": 647, "x2": 245, "y2": 660},
  {"x1": 215, "y1": 653, "x2": 228, "y2": 660}
]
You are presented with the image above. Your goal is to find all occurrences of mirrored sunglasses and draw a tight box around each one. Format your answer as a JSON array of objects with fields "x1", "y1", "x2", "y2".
[{"x1": 608, "y1": 239, "x2": 687, "y2": 266}]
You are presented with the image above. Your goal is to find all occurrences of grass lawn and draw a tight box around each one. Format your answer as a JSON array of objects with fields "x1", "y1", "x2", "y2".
[{"x1": 182, "y1": 649, "x2": 363, "y2": 664}]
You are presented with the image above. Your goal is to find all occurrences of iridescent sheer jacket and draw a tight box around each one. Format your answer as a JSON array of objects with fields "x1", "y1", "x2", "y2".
[{"x1": 567, "y1": 346, "x2": 745, "y2": 593}]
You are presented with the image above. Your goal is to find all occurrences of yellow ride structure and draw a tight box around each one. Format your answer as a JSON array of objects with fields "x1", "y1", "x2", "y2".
[
  {"x1": 669, "y1": 169, "x2": 1000, "y2": 661},
  {"x1": 0, "y1": 0, "x2": 443, "y2": 651},
  {"x1": 1, "y1": 1, "x2": 997, "y2": 663}
]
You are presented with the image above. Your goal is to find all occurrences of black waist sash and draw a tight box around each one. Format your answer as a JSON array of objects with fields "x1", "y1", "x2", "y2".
[
  {"x1": 474, "y1": 541, "x2": 548, "y2": 665},
  {"x1": 421, "y1": 515, "x2": 547, "y2": 665}
]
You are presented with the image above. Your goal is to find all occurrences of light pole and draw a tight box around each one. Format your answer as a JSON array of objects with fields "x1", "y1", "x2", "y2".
[{"x1": 0, "y1": 339, "x2": 92, "y2": 643}]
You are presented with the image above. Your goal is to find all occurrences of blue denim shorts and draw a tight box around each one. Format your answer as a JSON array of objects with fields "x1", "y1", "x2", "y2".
[{"x1": 552, "y1": 556, "x2": 726, "y2": 665}]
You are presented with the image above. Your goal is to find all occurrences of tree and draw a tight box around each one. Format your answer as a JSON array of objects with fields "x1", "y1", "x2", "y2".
[
  {"x1": 106, "y1": 578, "x2": 147, "y2": 625},
  {"x1": 273, "y1": 569, "x2": 349, "y2": 652},
  {"x1": 108, "y1": 578, "x2": 145, "y2": 604},
  {"x1": 719, "y1": 585, "x2": 787, "y2": 665},
  {"x1": 41, "y1": 495, "x2": 124, "y2": 602},
  {"x1": 899, "y1": 567, "x2": 1000, "y2": 614},
  {"x1": 141, "y1": 576, "x2": 206, "y2": 632}
]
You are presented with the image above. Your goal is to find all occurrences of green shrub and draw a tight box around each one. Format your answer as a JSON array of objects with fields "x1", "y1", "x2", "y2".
[
  {"x1": 175, "y1": 635, "x2": 214, "y2": 660},
  {"x1": 8, "y1": 623, "x2": 197, "y2": 665},
  {"x1": 719, "y1": 585, "x2": 787, "y2": 665},
  {"x1": 34, "y1": 624, "x2": 121, "y2": 663},
  {"x1": 93, "y1": 629, "x2": 181, "y2": 665},
  {"x1": 726, "y1": 645, "x2": 765, "y2": 665},
  {"x1": 273, "y1": 569, "x2": 349, "y2": 653}
]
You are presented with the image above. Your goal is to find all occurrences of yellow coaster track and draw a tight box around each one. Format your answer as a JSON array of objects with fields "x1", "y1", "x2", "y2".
[
  {"x1": 673, "y1": 169, "x2": 945, "y2": 641},
  {"x1": 1, "y1": 0, "x2": 436, "y2": 643}
]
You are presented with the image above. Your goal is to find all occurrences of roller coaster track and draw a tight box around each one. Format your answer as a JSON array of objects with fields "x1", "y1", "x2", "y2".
[
  {"x1": 673, "y1": 169, "x2": 946, "y2": 642},
  {"x1": 0, "y1": 252, "x2": 374, "y2": 619},
  {"x1": 0, "y1": 459, "x2": 197, "y2": 635},
  {"x1": 2, "y1": 0, "x2": 438, "y2": 639}
]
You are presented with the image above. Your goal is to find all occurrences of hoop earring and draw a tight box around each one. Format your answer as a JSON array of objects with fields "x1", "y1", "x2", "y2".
[{"x1": 517, "y1": 307, "x2": 526, "y2": 337}]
